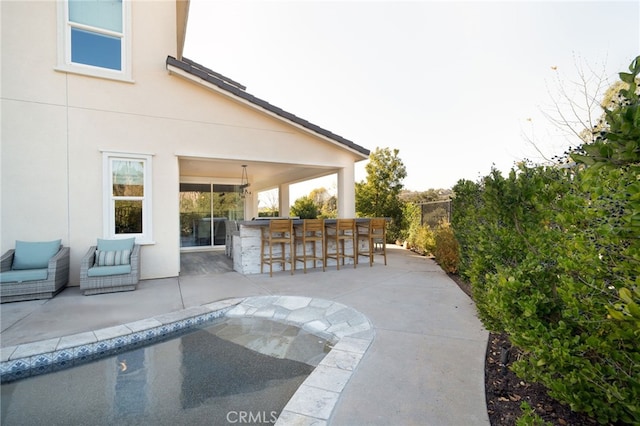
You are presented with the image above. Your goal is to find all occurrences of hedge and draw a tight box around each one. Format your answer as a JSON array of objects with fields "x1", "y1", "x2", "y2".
[{"x1": 451, "y1": 56, "x2": 640, "y2": 424}]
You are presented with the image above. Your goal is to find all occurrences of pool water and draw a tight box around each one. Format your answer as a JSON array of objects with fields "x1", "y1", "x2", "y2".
[{"x1": 1, "y1": 318, "x2": 332, "y2": 425}]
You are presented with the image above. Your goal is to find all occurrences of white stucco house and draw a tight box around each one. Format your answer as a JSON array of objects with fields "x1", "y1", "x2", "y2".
[{"x1": 0, "y1": 0, "x2": 370, "y2": 285}]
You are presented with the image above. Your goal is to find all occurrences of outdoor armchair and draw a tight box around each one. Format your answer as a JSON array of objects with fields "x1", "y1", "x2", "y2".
[
  {"x1": 0, "y1": 240, "x2": 70, "y2": 303},
  {"x1": 80, "y1": 238, "x2": 141, "y2": 295}
]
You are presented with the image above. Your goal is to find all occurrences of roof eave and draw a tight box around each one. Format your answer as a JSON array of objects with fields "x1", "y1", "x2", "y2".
[{"x1": 166, "y1": 56, "x2": 370, "y2": 160}]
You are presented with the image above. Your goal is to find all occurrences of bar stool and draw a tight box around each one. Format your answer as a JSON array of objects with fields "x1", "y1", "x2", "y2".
[
  {"x1": 260, "y1": 219, "x2": 294, "y2": 277},
  {"x1": 324, "y1": 219, "x2": 357, "y2": 270},
  {"x1": 357, "y1": 218, "x2": 387, "y2": 266},
  {"x1": 294, "y1": 219, "x2": 325, "y2": 273}
]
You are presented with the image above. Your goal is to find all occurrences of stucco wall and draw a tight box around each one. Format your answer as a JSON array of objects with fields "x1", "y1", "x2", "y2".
[
  {"x1": 1, "y1": 1, "x2": 364, "y2": 285},
  {"x1": 1, "y1": 1, "x2": 71, "y2": 253},
  {"x1": 2, "y1": 1, "x2": 184, "y2": 283}
]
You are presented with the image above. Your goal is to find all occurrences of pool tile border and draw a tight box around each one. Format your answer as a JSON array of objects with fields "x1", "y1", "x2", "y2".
[
  {"x1": 0, "y1": 295, "x2": 374, "y2": 425},
  {"x1": 228, "y1": 296, "x2": 374, "y2": 426},
  {"x1": 0, "y1": 298, "x2": 242, "y2": 383}
]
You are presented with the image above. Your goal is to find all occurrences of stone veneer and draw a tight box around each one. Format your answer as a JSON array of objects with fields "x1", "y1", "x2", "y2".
[{"x1": 233, "y1": 224, "x2": 360, "y2": 274}]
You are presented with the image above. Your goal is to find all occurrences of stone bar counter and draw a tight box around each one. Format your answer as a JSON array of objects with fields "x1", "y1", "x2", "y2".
[{"x1": 232, "y1": 218, "x2": 372, "y2": 274}]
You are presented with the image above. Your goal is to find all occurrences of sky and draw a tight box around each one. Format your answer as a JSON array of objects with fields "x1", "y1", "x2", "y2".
[{"x1": 183, "y1": 0, "x2": 639, "y2": 200}]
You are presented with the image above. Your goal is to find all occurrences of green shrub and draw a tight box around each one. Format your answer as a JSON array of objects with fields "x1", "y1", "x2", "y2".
[
  {"x1": 453, "y1": 163, "x2": 639, "y2": 424},
  {"x1": 290, "y1": 196, "x2": 318, "y2": 219},
  {"x1": 450, "y1": 178, "x2": 484, "y2": 282},
  {"x1": 404, "y1": 202, "x2": 436, "y2": 255},
  {"x1": 449, "y1": 56, "x2": 640, "y2": 424},
  {"x1": 516, "y1": 402, "x2": 552, "y2": 426},
  {"x1": 433, "y1": 220, "x2": 459, "y2": 273},
  {"x1": 404, "y1": 201, "x2": 421, "y2": 248},
  {"x1": 450, "y1": 57, "x2": 640, "y2": 424},
  {"x1": 415, "y1": 225, "x2": 435, "y2": 254}
]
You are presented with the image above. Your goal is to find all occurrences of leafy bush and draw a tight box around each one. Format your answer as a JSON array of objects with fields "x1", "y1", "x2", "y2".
[
  {"x1": 290, "y1": 196, "x2": 319, "y2": 219},
  {"x1": 404, "y1": 202, "x2": 435, "y2": 254},
  {"x1": 451, "y1": 57, "x2": 640, "y2": 424},
  {"x1": 403, "y1": 201, "x2": 421, "y2": 246},
  {"x1": 516, "y1": 402, "x2": 552, "y2": 426},
  {"x1": 406, "y1": 199, "x2": 459, "y2": 271},
  {"x1": 450, "y1": 179, "x2": 483, "y2": 280},
  {"x1": 433, "y1": 220, "x2": 459, "y2": 273},
  {"x1": 415, "y1": 225, "x2": 436, "y2": 254}
]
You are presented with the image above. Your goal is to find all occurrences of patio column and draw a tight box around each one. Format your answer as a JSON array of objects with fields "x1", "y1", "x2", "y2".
[
  {"x1": 337, "y1": 165, "x2": 356, "y2": 218},
  {"x1": 279, "y1": 184, "x2": 290, "y2": 217},
  {"x1": 245, "y1": 191, "x2": 258, "y2": 219}
]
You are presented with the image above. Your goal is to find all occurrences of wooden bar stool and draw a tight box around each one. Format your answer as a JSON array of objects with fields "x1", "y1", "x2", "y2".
[
  {"x1": 357, "y1": 218, "x2": 387, "y2": 266},
  {"x1": 260, "y1": 219, "x2": 294, "y2": 277},
  {"x1": 294, "y1": 219, "x2": 325, "y2": 273},
  {"x1": 324, "y1": 219, "x2": 357, "y2": 270}
]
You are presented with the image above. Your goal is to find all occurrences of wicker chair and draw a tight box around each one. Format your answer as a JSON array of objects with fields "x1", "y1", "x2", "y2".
[
  {"x1": 80, "y1": 239, "x2": 141, "y2": 295},
  {"x1": 0, "y1": 243, "x2": 70, "y2": 303}
]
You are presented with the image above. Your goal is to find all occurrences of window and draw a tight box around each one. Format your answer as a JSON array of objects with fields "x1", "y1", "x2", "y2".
[
  {"x1": 179, "y1": 182, "x2": 245, "y2": 249},
  {"x1": 103, "y1": 153, "x2": 153, "y2": 243},
  {"x1": 57, "y1": 0, "x2": 132, "y2": 81}
]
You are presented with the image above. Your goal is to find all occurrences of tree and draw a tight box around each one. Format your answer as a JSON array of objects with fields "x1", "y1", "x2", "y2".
[
  {"x1": 319, "y1": 194, "x2": 337, "y2": 218},
  {"x1": 309, "y1": 187, "x2": 330, "y2": 206},
  {"x1": 356, "y1": 147, "x2": 407, "y2": 241},
  {"x1": 524, "y1": 56, "x2": 620, "y2": 164},
  {"x1": 573, "y1": 55, "x2": 640, "y2": 167},
  {"x1": 400, "y1": 188, "x2": 450, "y2": 203},
  {"x1": 290, "y1": 196, "x2": 319, "y2": 219},
  {"x1": 258, "y1": 189, "x2": 279, "y2": 217},
  {"x1": 308, "y1": 187, "x2": 337, "y2": 218}
]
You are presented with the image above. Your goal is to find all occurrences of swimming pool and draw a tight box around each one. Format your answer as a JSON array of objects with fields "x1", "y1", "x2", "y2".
[
  {"x1": 1, "y1": 317, "x2": 331, "y2": 425},
  {"x1": 0, "y1": 295, "x2": 375, "y2": 425}
]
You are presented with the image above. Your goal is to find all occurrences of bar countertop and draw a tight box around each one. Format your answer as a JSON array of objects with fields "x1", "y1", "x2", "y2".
[{"x1": 239, "y1": 218, "x2": 375, "y2": 226}]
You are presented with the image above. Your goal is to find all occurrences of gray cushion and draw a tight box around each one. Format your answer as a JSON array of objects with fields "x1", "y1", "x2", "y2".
[
  {"x1": 12, "y1": 240, "x2": 61, "y2": 270},
  {"x1": 0, "y1": 269, "x2": 48, "y2": 283},
  {"x1": 87, "y1": 264, "x2": 132, "y2": 277},
  {"x1": 95, "y1": 249, "x2": 131, "y2": 267},
  {"x1": 97, "y1": 238, "x2": 135, "y2": 252}
]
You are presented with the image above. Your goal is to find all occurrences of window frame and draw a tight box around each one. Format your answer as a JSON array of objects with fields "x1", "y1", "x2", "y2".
[
  {"x1": 103, "y1": 152, "x2": 153, "y2": 244},
  {"x1": 56, "y1": 0, "x2": 133, "y2": 82}
]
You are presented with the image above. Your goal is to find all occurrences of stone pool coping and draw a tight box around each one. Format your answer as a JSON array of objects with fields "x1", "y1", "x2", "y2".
[{"x1": 0, "y1": 295, "x2": 374, "y2": 425}]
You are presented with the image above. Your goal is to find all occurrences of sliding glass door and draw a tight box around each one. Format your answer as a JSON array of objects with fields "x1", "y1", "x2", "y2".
[{"x1": 179, "y1": 183, "x2": 244, "y2": 249}]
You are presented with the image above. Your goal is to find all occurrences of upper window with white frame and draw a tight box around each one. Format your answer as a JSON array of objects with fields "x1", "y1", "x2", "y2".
[
  {"x1": 103, "y1": 153, "x2": 153, "y2": 243},
  {"x1": 57, "y1": 0, "x2": 132, "y2": 82}
]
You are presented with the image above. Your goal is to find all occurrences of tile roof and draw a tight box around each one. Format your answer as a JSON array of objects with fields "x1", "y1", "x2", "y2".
[{"x1": 166, "y1": 56, "x2": 370, "y2": 157}]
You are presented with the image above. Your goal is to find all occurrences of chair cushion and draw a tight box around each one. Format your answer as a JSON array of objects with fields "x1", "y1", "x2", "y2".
[
  {"x1": 95, "y1": 249, "x2": 131, "y2": 267},
  {"x1": 87, "y1": 264, "x2": 132, "y2": 277},
  {"x1": 97, "y1": 238, "x2": 135, "y2": 252},
  {"x1": 0, "y1": 269, "x2": 48, "y2": 283},
  {"x1": 12, "y1": 240, "x2": 61, "y2": 270}
]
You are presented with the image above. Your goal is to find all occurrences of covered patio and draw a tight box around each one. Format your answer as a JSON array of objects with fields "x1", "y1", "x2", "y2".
[{"x1": 178, "y1": 156, "x2": 354, "y2": 221}]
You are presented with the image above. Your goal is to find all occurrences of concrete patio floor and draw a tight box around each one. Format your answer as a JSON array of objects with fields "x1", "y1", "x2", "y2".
[{"x1": 1, "y1": 245, "x2": 489, "y2": 425}]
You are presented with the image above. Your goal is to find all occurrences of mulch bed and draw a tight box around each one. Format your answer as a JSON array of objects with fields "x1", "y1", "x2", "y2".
[{"x1": 447, "y1": 273, "x2": 598, "y2": 426}]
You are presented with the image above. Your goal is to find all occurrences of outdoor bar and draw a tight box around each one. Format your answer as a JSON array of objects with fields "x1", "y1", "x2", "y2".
[{"x1": 232, "y1": 218, "x2": 377, "y2": 274}]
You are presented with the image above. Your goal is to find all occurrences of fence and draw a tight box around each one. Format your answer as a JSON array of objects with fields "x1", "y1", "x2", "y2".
[{"x1": 419, "y1": 200, "x2": 452, "y2": 228}]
